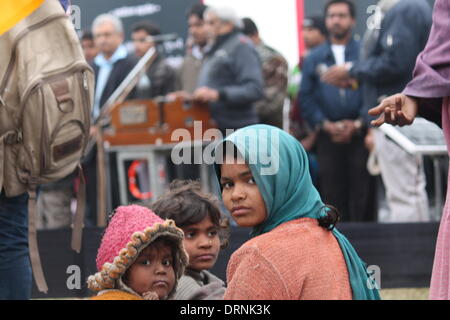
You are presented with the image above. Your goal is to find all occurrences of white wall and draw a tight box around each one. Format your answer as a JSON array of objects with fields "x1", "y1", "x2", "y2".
[{"x1": 204, "y1": 0, "x2": 300, "y2": 69}]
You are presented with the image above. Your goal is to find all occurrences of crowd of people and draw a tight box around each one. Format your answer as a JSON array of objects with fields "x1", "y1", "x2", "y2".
[
  {"x1": 37, "y1": 0, "x2": 438, "y2": 231},
  {"x1": 2, "y1": 0, "x2": 450, "y2": 301}
]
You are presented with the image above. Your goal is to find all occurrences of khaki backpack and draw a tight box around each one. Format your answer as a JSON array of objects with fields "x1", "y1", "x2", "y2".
[{"x1": 0, "y1": 0, "x2": 94, "y2": 293}]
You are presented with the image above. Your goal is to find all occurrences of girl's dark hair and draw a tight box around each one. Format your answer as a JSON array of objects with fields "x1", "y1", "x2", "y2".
[
  {"x1": 318, "y1": 205, "x2": 340, "y2": 231},
  {"x1": 150, "y1": 180, "x2": 230, "y2": 248}
]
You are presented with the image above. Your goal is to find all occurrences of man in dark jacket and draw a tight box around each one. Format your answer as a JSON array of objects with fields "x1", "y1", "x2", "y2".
[
  {"x1": 193, "y1": 6, "x2": 264, "y2": 133},
  {"x1": 322, "y1": 0, "x2": 432, "y2": 222},
  {"x1": 87, "y1": 14, "x2": 137, "y2": 223},
  {"x1": 91, "y1": 14, "x2": 137, "y2": 120},
  {"x1": 131, "y1": 20, "x2": 176, "y2": 99},
  {"x1": 300, "y1": 0, "x2": 375, "y2": 222},
  {"x1": 176, "y1": 3, "x2": 209, "y2": 94}
]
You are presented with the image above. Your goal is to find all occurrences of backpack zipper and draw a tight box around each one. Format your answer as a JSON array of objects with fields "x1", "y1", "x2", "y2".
[{"x1": 19, "y1": 62, "x2": 92, "y2": 112}]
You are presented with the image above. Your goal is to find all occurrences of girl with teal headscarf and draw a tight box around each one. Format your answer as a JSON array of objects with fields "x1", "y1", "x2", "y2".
[{"x1": 214, "y1": 124, "x2": 380, "y2": 300}]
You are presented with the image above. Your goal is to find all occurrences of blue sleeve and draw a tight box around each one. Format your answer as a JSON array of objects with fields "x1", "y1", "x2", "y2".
[
  {"x1": 59, "y1": 0, "x2": 70, "y2": 11},
  {"x1": 220, "y1": 44, "x2": 264, "y2": 105},
  {"x1": 351, "y1": 4, "x2": 431, "y2": 85},
  {"x1": 298, "y1": 54, "x2": 327, "y2": 128}
]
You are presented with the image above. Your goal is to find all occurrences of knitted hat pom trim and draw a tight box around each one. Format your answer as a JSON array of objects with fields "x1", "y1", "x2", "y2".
[{"x1": 87, "y1": 220, "x2": 188, "y2": 293}]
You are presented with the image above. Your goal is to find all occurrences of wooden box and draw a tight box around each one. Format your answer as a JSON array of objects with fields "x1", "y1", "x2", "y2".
[{"x1": 102, "y1": 97, "x2": 216, "y2": 146}]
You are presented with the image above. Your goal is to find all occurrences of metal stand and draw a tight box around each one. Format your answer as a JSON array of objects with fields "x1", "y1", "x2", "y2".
[{"x1": 104, "y1": 140, "x2": 216, "y2": 207}]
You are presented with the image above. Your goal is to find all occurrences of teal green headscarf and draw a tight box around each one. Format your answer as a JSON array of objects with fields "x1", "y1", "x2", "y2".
[{"x1": 213, "y1": 124, "x2": 380, "y2": 300}]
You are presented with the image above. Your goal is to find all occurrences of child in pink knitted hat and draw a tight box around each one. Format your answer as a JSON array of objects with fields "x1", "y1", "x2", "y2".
[{"x1": 87, "y1": 204, "x2": 188, "y2": 300}]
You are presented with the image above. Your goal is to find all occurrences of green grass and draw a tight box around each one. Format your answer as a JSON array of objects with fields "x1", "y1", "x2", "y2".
[{"x1": 380, "y1": 288, "x2": 429, "y2": 300}]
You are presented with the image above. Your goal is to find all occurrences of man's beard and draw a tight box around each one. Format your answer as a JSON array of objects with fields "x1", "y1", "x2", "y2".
[{"x1": 330, "y1": 26, "x2": 351, "y2": 40}]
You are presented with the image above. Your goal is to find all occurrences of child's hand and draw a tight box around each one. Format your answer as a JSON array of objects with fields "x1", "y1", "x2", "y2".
[{"x1": 142, "y1": 291, "x2": 159, "y2": 300}]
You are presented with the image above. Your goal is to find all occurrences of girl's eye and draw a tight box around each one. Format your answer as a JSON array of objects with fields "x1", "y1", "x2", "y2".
[
  {"x1": 185, "y1": 232, "x2": 195, "y2": 239},
  {"x1": 142, "y1": 259, "x2": 151, "y2": 266},
  {"x1": 208, "y1": 230, "x2": 218, "y2": 237},
  {"x1": 248, "y1": 177, "x2": 256, "y2": 184},
  {"x1": 222, "y1": 182, "x2": 233, "y2": 189},
  {"x1": 162, "y1": 259, "x2": 172, "y2": 267}
]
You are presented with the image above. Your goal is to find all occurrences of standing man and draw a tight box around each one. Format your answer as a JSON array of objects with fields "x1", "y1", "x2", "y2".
[
  {"x1": 369, "y1": 0, "x2": 450, "y2": 298},
  {"x1": 241, "y1": 17, "x2": 288, "y2": 129},
  {"x1": 322, "y1": 0, "x2": 432, "y2": 222},
  {"x1": 300, "y1": 0, "x2": 375, "y2": 221},
  {"x1": 289, "y1": 16, "x2": 328, "y2": 186},
  {"x1": 176, "y1": 3, "x2": 210, "y2": 94},
  {"x1": 302, "y1": 16, "x2": 328, "y2": 55},
  {"x1": 194, "y1": 6, "x2": 264, "y2": 133},
  {"x1": 91, "y1": 14, "x2": 136, "y2": 120},
  {"x1": 80, "y1": 30, "x2": 99, "y2": 64},
  {"x1": 131, "y1": 21, "x2": 176, "y2": 99},
  {"x1": 87, "y1": 14, "x2": 137, "y2": 223},
  {"x1": 0, "y1": 0, "x2": 74, "y2": 300}
]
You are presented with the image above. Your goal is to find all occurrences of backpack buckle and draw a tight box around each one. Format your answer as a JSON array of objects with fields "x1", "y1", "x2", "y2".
[{"x1": 3, "y1": 130, "x2": 22, "y2": 145}]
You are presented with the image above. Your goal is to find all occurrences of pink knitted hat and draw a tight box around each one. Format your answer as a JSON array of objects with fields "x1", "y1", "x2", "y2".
[{"x1": 87, "y1": 205, "x2": 188, "y2": 293}]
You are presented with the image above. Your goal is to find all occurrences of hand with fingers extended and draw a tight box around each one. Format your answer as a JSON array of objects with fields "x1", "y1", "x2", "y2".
[{"x1": 368, "y1": 94, "x2": 419, "y2": 127}]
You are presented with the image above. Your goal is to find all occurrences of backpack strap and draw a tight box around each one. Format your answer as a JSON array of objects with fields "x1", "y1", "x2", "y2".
[
  {"x1": 0, "y1": 132, "x2": 8, "y2": 192},
  {"x1": 27, "y1": 186, "x2": 49, "y2": 294},
  {"x1": 96, "y1": 129, "x2": 107, "y2": 227},
  {"x1": 71, "y1": 164, "x2": 85, "y2": 253},
  {"x1": 0, "y1": 130, "x2": 21, "y2": 193}
]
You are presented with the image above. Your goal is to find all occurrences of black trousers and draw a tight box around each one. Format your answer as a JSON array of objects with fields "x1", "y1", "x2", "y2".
[{"x1": 316, "y1": 130, "x2": 377, "y2": 222}]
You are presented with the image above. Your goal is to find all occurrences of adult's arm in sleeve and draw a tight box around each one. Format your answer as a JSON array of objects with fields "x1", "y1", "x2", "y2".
[
  {"x1": 351, "y1": 3, "x2": 431, "y2": 85},
  {"x1": 298, "y1": 55, "x2": 327, "y2": 128},
  {"x1": 219, "y1": 44, "x2": 264, "y2": 105}
]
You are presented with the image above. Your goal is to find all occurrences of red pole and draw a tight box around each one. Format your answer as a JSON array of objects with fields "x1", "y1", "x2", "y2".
[{"x1": 296, "y1": 0, "x2": 305, "y2": 60}]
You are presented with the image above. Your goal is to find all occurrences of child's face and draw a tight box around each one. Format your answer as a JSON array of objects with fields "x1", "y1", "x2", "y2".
[
  {"x1": 182, "y1": 215, "x2": 220, "y2": 272},
  {"x1": 123, "y1": 238, "x2": 176, "y2": 299},
  {"x1": 220, "y1": 160, "x2": 268, "y2": 228}
]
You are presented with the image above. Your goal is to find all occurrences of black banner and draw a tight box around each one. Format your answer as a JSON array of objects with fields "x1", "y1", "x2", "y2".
[{"x1": 71, "y1": 0, "x2": 200, "y2": 64}]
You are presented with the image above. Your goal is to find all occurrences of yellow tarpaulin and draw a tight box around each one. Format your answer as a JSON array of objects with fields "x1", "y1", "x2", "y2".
[{"x1": 0, "y1": 0, "x2": 45, "y2": 35}]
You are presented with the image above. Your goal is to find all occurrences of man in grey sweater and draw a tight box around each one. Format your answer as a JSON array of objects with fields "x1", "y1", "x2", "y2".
[{"x1": 193, "y1": 6, "x2": 264, "y2": 133}]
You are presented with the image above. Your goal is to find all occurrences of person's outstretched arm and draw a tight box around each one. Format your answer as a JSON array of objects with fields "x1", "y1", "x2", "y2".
[{"x1": 369, "y1": 0, "x2": 450, "y2": 127}]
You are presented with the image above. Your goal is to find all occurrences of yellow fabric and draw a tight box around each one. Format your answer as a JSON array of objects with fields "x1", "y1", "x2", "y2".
[
  {"x1": 0, "y1": 0, "x2": 45, "y2": 35},
  {"x1": 90, "y1": 290, "x2": 143, "y2": 300}
]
